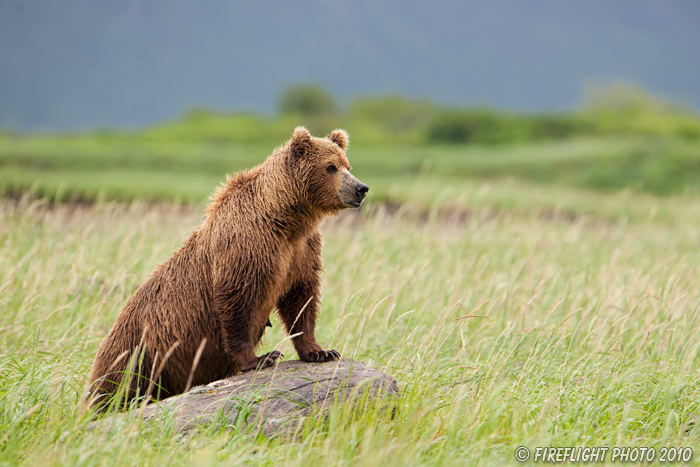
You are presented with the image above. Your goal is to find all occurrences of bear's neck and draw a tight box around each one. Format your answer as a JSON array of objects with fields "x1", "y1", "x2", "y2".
[{"x1": 255, "y1": 161, "x2": 324, "y2": 241}]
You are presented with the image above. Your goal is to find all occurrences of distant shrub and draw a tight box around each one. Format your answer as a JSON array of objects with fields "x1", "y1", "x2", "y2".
[
  {"x1": 344, "y1": 95, "x2": 433, "y2": 145},
  {"x1": 278, "y1": 84, "x2": 337, "y2": 116},
  {"x1": 582, "y1": 82, "x2": 678, "y2": 115},
  {"x1": 182, "y1": 106, "x2": 221, "y2": 121},
  {"x1": 426, "y1": 110, "x2": 479, "y2": 144},
  {"x1": 426, "y1": 109, "x2": 531, "y2": 144},
  {"x1": 581, "y1": 82, "x2": 700, "y2": 139},
  {"x1": 529, "y1": 114, "x2": 591, "y2": 140},
  {"x1": 144, "y1": 111, "x2": 273, "y2": 144},
  {"x1": 349, "y1": 95, "x2": 434, "y2": 131},
  {"x1": 141, "y1": 82, "x2": 700, "y2": 146}
]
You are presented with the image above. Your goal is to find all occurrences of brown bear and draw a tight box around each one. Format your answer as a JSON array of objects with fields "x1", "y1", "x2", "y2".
[{"x1": 86, "y1": 127, "x2": 368, "y2": 410}]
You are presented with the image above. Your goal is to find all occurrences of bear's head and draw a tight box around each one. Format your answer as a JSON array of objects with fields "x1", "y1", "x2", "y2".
[{"x1": 286, "y1": 126, "x2": 369, "y2": 212}]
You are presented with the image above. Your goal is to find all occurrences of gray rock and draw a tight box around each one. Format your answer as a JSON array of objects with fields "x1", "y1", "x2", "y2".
[{"x1": 88, "y1": 359, "x2": 399, "y2": 438}]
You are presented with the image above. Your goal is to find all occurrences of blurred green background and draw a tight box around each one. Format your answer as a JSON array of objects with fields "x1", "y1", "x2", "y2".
[{"x1": 2, "y1": 82, "x2": 699, "y2": 204}]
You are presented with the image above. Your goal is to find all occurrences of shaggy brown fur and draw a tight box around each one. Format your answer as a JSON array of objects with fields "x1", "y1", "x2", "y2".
[{"x1": 86, "y1": 127, "x2": 368, "y2": 410}]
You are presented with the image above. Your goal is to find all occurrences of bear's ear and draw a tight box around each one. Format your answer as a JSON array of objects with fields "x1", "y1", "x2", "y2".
[
  {"x1": 328, "y1": 129, "x2": 349, "y2": 150},
  {"x1": 290, "y1": 126, "x2": 312, "y2": 158}
]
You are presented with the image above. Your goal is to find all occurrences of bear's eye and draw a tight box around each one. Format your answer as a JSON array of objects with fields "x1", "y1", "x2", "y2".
[{"x1": 326, "y1": 164, "x2": 337, "y2": 174}]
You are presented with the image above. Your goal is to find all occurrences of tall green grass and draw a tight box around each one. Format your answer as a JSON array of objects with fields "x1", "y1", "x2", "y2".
[{"x1": 1, "y1": 184, "x2": 700, "y2": 465}]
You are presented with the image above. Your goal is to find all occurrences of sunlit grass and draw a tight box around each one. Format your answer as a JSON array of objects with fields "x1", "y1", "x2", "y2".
[{"x1": 2, "y1": 184, "x2": 700, "y2": 465}]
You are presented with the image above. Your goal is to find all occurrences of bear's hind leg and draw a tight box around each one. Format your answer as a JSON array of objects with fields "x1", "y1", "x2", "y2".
[{"x1": 236, "y1": 349, "x2": 283, "y2": 371}]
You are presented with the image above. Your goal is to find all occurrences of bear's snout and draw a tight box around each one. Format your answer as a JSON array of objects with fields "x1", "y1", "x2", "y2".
[
  {"x1": 338, "y1": 172, "x2": 368, "y2": 208},
  {"x1": 355, "y1": 183, "x2": 369, "y2": 205},
  {"x1": 356, "y1": 183, "x2": 369, "y2": 198}
]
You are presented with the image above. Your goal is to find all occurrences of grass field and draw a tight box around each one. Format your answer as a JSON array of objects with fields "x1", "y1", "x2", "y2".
[{"x1": 2, "y1": 168, "x2": 700, "y2": 465}]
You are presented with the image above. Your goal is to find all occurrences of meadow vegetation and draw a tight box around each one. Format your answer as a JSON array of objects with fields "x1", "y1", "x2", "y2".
[
  {"x1": 2, "y1": 181, "x2": 700, "y2": 465},
  {"x1": 1, "y1": 83, "x2": 699, "y2": 204},
  {"x1": 1, "y1": 83, "x2": 700, "y2": 465}
]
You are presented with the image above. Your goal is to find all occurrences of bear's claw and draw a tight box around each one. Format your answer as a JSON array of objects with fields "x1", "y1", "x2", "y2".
[
  {"x1": 255, "y1": 350, "x2": 282, "y2": 370},
  {"x1": 302, "y1": 349, "x2": 341, "y2": 363}
]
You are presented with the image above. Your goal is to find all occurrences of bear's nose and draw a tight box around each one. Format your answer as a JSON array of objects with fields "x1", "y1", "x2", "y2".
[{"x1": 356, "y1": 184, "x2": 369, "y2": 198}]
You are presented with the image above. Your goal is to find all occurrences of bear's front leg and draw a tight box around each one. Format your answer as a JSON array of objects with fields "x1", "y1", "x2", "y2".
[
  {"x1": 277, "y1": 283, "x2": 340, "y2": 362},
  {"x1": 276, "y1": 233, "x2": 340, "y2": 363}
]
